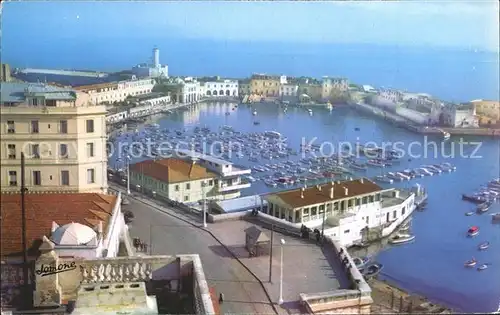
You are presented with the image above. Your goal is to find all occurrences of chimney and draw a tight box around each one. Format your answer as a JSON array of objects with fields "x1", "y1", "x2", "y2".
[
  {"x1": 317, "y1": 185, "x2": 321, "y2": 191},
  {"x1": 330, "y1": 187, "x2": 334, "y2": 199},
  {"x1": 301, "y1": 187, "x2": 305, "y2": 199},
  {"x1": 344, "y1": 187, "x2": 348, "y2": 196},
  {"x1": 360, "y1": 178, "x2": 364, "y2": 184}
]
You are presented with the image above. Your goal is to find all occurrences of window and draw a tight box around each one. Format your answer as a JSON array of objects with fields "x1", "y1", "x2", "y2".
[
  {"x1": 31, "y1": 144, "x2": 40, "y2": 159},
  {"x1": 175, "y1": 185, "x2": 179, "y2": 191},
  {"x1": 87, "y1": 143, "x2": 94, "y2": 157},
  {"x1": 33, "y1": 171, "x2": 41, "y2": 186},
  {"x1": 7, "y1": 144, "x2": 16, "y2": 159},
  {"x1": 186, "y1": 183, "x2": 190, "y2": 190},
  {"x1": 86, "y1": 120, "x2": 94, "y2": 133},
  {"x1": 393, "y1": 210, "x2": 397, "y2": 219},
  {"x1": 362, "y1": 196, "x2": 368, "y2": 204},
  {"x1": 9, "y1": 171, "x2": 17, "y2": 186},
  {"x1": 87, "y1": 169, "x2": 95, "y2": 184},
  {"x1": 344, "y1": 229, "x2": 350, "y2": 234},
  {"x1": 60, "y1": 120, "x2": 68, "y2": 134},
  {"x1": 184, "y1": 196, "x2": 189, "y2": 201},
  {"x1": 61, "y1": 170, "x2": 69, "y2": 185},
  {"x1": 7, "y1": 121, "x2": 15, "y2": 133},
  {"x1": 31, "y1": 120, "x2": 39, "y2": 133},
  {"x1": 402, "y1": 206, "x2": 406, "y2": 216},
  {"x1": 60, "y1": 144, "x2": 68, "y2": 158},
  {"x1": 208, "y1": 180, "x2": 213, "y2": 186},
  {"x1": 355, "y1": 198, "x2": 360, "y2": 206}
]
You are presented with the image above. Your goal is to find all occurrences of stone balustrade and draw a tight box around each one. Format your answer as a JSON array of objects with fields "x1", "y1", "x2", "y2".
[{"x1": 79, "y1": 258, "x2": 154, "y2": 284}]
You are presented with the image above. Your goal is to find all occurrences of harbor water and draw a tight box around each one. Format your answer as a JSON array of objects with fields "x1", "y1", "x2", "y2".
[{"x1": 110, "y1": 101, "x2": 500, "y2": 313}]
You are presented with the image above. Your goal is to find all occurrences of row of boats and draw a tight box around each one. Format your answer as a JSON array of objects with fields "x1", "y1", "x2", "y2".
[
  {"x1": 462, "y1": 178, "x2": 500, "y2": 204},
  {"x1": 465, "y1": 226, "x2": 492, "y2": 271},
  {"x1": 373, "y1": 163, "x2": 456, "y2": 184}
]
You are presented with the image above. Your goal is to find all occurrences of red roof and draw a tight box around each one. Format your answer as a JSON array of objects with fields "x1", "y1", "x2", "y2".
[{"x1": 0, "y1": 193, "x2": 118, "y2": 258}]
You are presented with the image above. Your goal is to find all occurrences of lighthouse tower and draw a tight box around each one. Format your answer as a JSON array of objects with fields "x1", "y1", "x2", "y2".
[{"x1": 153, "y1": 48, "x2": 160, "y2": 68}]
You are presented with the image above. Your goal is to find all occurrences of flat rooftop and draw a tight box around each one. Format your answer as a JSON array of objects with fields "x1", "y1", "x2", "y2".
[{"x1": 175, "y1": 149, "x2": 233, "y2": 166}]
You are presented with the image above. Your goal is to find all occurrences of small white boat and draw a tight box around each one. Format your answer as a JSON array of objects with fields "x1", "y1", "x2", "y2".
[
  {"x1": 464, "y1": 259, "x2": 477, "y2": 267},
  {"x1": 477, "y1": 264, "x2": 489, "y2": 271},
  {"x1": 389, "y1": 233, "x2": 415, "y2": 245},
  {"x1": 465, "y1": 211, "x2": 475, "y2": 216},
  {"x1": 478, "y1": 241, "x2": 490, "y2": 250},
  {"x1": 252, "y1": 110, "x2": 257, "y2": 116},
  {"x1": 399, "y1": 220, "x2": 412, "y2": 231},
  {"x1": 375, "y1": 175, "x2": 394, "y2": 184}
]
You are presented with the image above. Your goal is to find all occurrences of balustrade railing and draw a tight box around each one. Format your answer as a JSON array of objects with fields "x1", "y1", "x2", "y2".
[{"x1": 79, "y1": 259, "x2": 153, "y2": 284}]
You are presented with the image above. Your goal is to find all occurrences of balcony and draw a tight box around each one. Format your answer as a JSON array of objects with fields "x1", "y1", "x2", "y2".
[{"x1": 217, "y1": 180, "x2": 251, "y2": 192}]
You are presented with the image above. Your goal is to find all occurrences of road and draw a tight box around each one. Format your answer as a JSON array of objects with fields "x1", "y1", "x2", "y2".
[{"x1": 118, "y1": 188, "x2": 277, "y2": 314}]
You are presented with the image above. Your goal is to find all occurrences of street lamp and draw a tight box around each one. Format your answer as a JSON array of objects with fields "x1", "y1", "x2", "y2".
[
  {"x1": 201, "y1": 181, "x2": 207, "y2": 228},
  {"x1": 278, "y1": 238, "x2": 285, "y2": 305},
  {"x1": 126, "y1": 155, "x2": 131, "y2": 195}
]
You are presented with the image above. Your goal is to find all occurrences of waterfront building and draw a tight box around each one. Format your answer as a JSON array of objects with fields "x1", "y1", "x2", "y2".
[
  {"x1": 160, "y1": 77, "x2": 201, "y2": 104},
  {"x1": 262, "y1": 178, "x2": 416, "y2": 247},
  {"x1": 470, "y1": 99, "x2": 500, "y2": 124},
  {"x1": 202, "y1": 79, "x2": 239, "y2": 97},
  {"x1": 362, "y1": 85, "x2": 377, "y2": 93},
  {"x1": 250, "y1": 73, "x2": 281, "y2": 97},
  {"x1": 441, "y1": 102, "x2": 479, "y2": 128},
  {"x1": 238, "y1": 79, "x2": 251, "y2": 96},
  {"x1": 378, "y1": 89, "x2": 404, "y2": 104},
  {"x1": 279, "y1": 82, "x2": 299, "y2": 99},
  {"x1": 74, "y1": 77, "x2": 156, "y2": 105},
  {"x1": 175, "y1": 149, "x2": 252, "y2": 200},
  {"x1": 321, "y1": 77, "x2": 349, "y2": 100},
  {"x1": 1, "y1": 63, "x2": 12, "y2": 82},
  {"x1": 0, "y1": 82, "x2": 108, "y2": 194},
  {"x1": 131, "y1": 47, "x2": 169, "y2": 79},
  {"x1": 298, "y1": 78, "x2": 322, "y2": 102}
]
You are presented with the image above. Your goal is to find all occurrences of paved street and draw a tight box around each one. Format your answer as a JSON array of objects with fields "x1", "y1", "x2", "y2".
[{"x1": 119, "y1": 191, "x2": 277, "y2": 314}]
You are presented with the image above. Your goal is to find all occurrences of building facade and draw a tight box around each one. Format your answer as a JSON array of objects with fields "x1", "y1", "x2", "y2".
[
  {"x1": 131, "y1": 47, "x2": 169, "y2": 79},
  {"x1": 129, "y1": 158, "x2": 218, "y2": 203},
  {"x1": 74, "y1": 78, "x2": 156, "y2": 105},
  {"x1": 204, "y1": 80, "x2": 239, "y2": 97},
  {"x1": 238, "y1": 79, "x2": 251, "y2": 96},
  {"x1": 279, "y1": 83, "x2": 299, "y2": 98},
  {"x1": 263, "y1": 178, "x2": 416, "y2": 247},
  {"x1": 250, "y1": 74, "x2": 281, "y2": 97},
  {"x1": 0, "y1": 83, "x2": 108, "y2": 194},
  {"x1": 321, "y1": 77, "x2": 349, "y2": 100},
  {"x1": 470, "y1": 99, "x2": 500, "y2": 123},
  {"x1": 442, "y1": 103, "x2": 479, "y2": 128}
]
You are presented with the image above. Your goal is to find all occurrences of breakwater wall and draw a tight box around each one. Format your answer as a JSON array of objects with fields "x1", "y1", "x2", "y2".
[
  {"x1": 17, "y1": 68, "x2": 109, "y2": 78},
  {"x1": 352, "y1": 102, "x2": 500, "y2": 137}
]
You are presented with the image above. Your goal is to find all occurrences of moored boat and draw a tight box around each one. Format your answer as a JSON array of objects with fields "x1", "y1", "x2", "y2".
[
  {"x1": 362, "y1": 263, "x2": 383, "y2": 279},
  {"x1": 389, "y1": 233, "x2": 415, "y2": 245},
  {"x1": 477, "y1": 264, "x2": 489, "y2": 271},
  {"x1": 478, "y1": 241, "x2": 490, "y2": 250},
  {"x1": 352, "y1": 256, "x2": 370, "y2": 270},
  {"x1": 462, "y1": 194, "x2": 488, "y2": 204},
  {"x1": 465, "y1": 211, "x2": 475, "y2": 216},
  {"x1": 492, "y1": 213, "x2": 500, "y2": 222},
  {"x1": 467, "y1": 226, "x2": 479, "y2": 237},
  {"x1": 464, "y1": 258, "x2": 477, "y2": 267},
  {"x1": 477, "y1": 201, "x2": 492, "y2": 213}
]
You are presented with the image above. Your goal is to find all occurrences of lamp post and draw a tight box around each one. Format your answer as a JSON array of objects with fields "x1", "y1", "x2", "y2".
[
  {"x1": 278, "y1": 238, "x2": 285, "y2": 305},
  {"x1": 126, "y1": 155, "x2": 131, "y2": 195},
  {"x1": 201, "y1": 182, "x2": 207, "y2": 228}
]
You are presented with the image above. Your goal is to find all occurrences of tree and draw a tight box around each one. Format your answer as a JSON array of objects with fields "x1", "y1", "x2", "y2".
[{"x1": 328, "y1": 89, "x2": 351, "y2": 104}]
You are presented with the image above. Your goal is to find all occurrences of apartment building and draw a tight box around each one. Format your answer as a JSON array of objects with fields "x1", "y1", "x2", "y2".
[
  {"x1": 470, "y1": 99, "x2": 500, "y2": 124},
  {"x1": 250, "y1": 74, "x2": 281, "y2": 97},
  {"x1": 0, "y1": 82, "x2": 108, "y2": 193},
  {"x1": 74, "y1": 77, "x2": 156, "y2": 105},
  {"x1": 203, "y1": 79, "x2": 239, "y2": 97}
]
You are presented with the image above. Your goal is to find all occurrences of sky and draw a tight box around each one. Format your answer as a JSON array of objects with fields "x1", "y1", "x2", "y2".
[{"x1": 1, "y1": 1, "x2": 499, "y2": 52}]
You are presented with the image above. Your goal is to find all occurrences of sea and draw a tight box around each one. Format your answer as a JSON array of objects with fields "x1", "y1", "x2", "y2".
[{"x1": 7, "y1": 40, "x2": 500, "y2": 312}]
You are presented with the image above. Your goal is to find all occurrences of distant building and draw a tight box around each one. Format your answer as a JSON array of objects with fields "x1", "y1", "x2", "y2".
[
  {"x1": 0, "y1": 82, "x2": 108, "y2": 194},
  {"x1": 279, "y1": 82, "x2": 299, "y2": 98},
  {"x1": 298, "y1": 78, "x2": 322, "y2": 102},
  {"x1": 470, "y1": 99, "x2": 500, "y2": 123},
  {"x1": 238, "y1": 79, "x2": 251, "y2": 96},
  {"x1": 442, "y1": 103, "x2": 479, "y2": 128},
  {"x1": 203, "y1": 79, "x2": 239, "y2": 97},
  {"x1": 378, "y1": 89, "x2": 404, "y2": 103},
  {"x1": 321, "y1": 77, "x2": 349, "y2": 100},
  {"x1": 250, "y1": 74, "x2": 281, "y2": 97},
  {"x1": 1, "y1": 63, "x2": 12, "y2": 82},
  {"x1": 131, "y1": 47, "x2": 169, "y2": 78},
  {"x1": 74, "y1": 77, "x2": 156, "y2": 105},
  {"x1": 162, "y1": 77, "x2": 201, "y2": 103}
]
